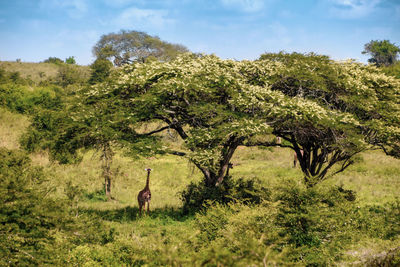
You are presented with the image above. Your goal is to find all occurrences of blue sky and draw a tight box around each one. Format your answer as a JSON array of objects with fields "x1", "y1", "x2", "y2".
[{"x1": 1, "y1": 0, "x2": 399, "y2": 65}]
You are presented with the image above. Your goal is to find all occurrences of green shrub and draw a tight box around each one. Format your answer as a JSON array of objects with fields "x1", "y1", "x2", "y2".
[
  {"x1": 65, "y1": 56, "x2": 76, "y2": 65},
  {"x1": 0, "y1": 83, "x2": 63, "y2": 114},
  {"x1": 0, "y1": 148, "x2": 116, "y2": 265},
  {"x1": 56, "y1": 64, "x2": 87, "y2": 87},
  {"x1": 89, "y1": 58, "x2": 113, "y2": 84},
  {"x1": 180, "y1": 176, "x2": 270, "y2": 214},
  {"x1": 273, "y1": 181, "x2": 362, "y2": 265},
  {"x1": 0, "y1": 148, "x2": 63, "y2": 265},
  {"x1": 43, "y1": 57, "x2": 64, "y2": 65}
]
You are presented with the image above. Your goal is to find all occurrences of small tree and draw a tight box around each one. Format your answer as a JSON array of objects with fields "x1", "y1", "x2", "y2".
[
  {"x1": 88, "y1": 58, "x2": 113, "y2": 84},
  {"x1": 21, "y1": 85, "x2": 144, "y2": 199},
  {"x1": 362, "y1": 40, "x2": 400, "y2": 66},
  {"x1": 43, "y1": 57, "x2": 64, "y2": 65},
  {"x1": 92, "y1": 30, "x2": 189, "y2": 66},
  {"x1": 65, "y1": 56, "x2": 76, "y2": 64}
]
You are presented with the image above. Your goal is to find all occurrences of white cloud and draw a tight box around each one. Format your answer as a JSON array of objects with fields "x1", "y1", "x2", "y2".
[
  {"x1": 114, "y1": 7, "x2": 174, "y2": 29},
  {"x1": 39, "y1": 0, "x2": 88, "y2": 18},
  {"x1": 220, "y1": 0, "x2": 266, "y2": 12},
  {"x1": 329, "y1": 0, "x2": 381, "y2": 19}
]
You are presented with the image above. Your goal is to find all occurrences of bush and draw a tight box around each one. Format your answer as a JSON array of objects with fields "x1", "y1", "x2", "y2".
[
  {"x1": 89, "y1": 58, "x2": 113, "y2": 84},
  {"x1": 0, "y1": 83, "x2": 63, "y2": 114},
  {"x1": 180, "y1": 176, "x2": 270, "y2": 214},
  {"x1": 65, "y1": 56, "x2": 76, "y2": 65},
  {"x1": 56, "y1": 65, "x2": 84, "y2": 87},
  {"x1": 0, "y1": 148, "x2": 63, "y2": 265},
  {"x1": 0, "y1": 148, "x2": 116, "y2": 265},
  {"x1": 43, "y1": 57, "x2": 64, "y2": 65}
]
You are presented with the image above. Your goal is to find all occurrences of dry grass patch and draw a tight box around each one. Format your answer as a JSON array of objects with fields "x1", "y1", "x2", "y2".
[
  {"x1": 0, "y1": 61, "x2": 90, "y2": 83},
  {"x1": 0, "y1": 108, "x2": 29, "y2": 149}
]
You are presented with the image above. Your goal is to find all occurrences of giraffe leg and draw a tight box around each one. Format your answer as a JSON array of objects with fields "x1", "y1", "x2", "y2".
[{"x1": 147, "y1": 201, "x2": 150, "y2": 214}]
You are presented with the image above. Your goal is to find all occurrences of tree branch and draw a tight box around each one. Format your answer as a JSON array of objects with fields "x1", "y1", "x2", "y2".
[
  {"x1": 167, "y1": 150, "x2": 186, "y2": 156},
  {"x1": 142, "y1": 125, "x2": 170, "y2": 136}
]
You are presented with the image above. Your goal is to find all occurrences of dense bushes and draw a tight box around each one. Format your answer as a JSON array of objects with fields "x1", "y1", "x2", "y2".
[
  {"x1": 0, "y1": 148, "x2": 115, "y2": 265},
  {"x1": 189, "y1": 180, "x2": 400, "y2": 266},
  {"x1": 0, "y1": 83, "x2": 63, "y2": 114},
  {"x1": 180, "y1": 176, "x2": 270, "y2": 214}
]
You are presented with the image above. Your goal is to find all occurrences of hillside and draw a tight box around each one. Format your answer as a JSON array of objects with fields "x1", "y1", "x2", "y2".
[{"x1": 0, "y1": 60, "x2": 91, "y2": 84}]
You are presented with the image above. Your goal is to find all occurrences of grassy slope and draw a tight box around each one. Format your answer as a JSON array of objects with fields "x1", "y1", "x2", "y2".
[{"x1": 0, "y1": 61, "x2": 90, "y2": 83}]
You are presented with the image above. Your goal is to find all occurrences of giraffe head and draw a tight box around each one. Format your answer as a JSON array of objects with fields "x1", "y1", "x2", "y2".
[{"x1": 145, "y1": 168, "x2": 152, "y2": 173}]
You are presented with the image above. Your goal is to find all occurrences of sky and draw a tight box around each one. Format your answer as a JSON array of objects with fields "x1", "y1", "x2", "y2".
[{"x1": 0, "y1": 0, "x2": 399, "y2": 65}]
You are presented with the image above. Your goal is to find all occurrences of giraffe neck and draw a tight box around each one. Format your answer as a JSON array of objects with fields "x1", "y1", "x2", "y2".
[{"x1": 145, "y1": 171, "x2": 151, "y2": 189}]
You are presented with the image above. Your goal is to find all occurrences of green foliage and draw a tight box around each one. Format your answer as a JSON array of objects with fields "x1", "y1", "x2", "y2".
[
  {"x1": 56, "y1": 64, "x2": 87, "y2": 87},
  {"x1": 65, "y1": 56, "x2": 76, "y2": 64},
  {"x1": 43, "y1": 57, "x2": 63, "y2": 65},
  {"x1": 382, "y1": 61, "x2": 400, "y2": 79},
  {"x1": 88, "y1": 58, "x2": 113, "y2": 84},
  {"x1": 252, "y1": 52, "x2": 400, "y2": 185},
  {"x1": 96, "y1": 53, "x2": 273, "y2": 187},
  {"x1": 43, "y1": 57, "x2": 64, "y2": 65},
  {"x1": 0, "y1": 83, "x2": 63, "y2": 114},
  {"x1": 362, "y1": 40, "x2": 400, "y2": 66},
  {"x1": 92, "y1": 30, "x2": 189, "y2": 65},
  {"x1": 0, "y1": 148, "x2": 117, "y2": 266},
  {"x1": 0, "y1": 69, "x2": 29, "y2": 85},
  {"x1": 180, "y1": 176, "x2": 270, "y2": 213}
]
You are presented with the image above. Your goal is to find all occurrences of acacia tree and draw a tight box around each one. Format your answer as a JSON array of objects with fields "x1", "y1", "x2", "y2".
[
  {"x1": 93, "y1": 54, "x2": 272, "y2": 187},
  {"x1": 242, "y1": 52, "x2": 400, "y2": 186},
  {"x1": 93, "y1": 30, "x2": 189, "y2": 66}
]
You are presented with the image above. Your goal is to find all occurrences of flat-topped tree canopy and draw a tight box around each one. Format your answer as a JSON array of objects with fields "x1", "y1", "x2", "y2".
[{"x1": 242, "y1": 52, "x2": 400, "y2": 186}]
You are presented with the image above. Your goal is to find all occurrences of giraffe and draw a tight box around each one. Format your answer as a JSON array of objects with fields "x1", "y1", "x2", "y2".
[{"x1": 137, "y1": 168, "x2": 152, "y2": 216}]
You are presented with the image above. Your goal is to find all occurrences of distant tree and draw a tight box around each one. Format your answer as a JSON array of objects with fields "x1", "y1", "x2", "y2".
[
  {"x1": 88, "y1": 58, "x2": 113, "y2": 84},
  {"x1": 65, "y1": 56, "x2": 76, "y2": 64},
  {"x1": 92, "y1": 30, "x2": 189, "y2": 66},
  {"x1": 362, "y1": 40, "x2": 400, "y2": 66},
  {"x1": 43, "y1": 57, "x2": 64, "y2": 65}
]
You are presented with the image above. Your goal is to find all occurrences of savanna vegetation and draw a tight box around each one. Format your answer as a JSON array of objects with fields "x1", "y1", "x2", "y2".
[{"x1": 1, "y1": 36, "x2": 400, "y2": 266}]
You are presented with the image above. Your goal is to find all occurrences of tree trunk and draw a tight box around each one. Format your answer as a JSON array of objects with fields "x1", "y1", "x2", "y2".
[
  {"x1": 101, "y1": 142, "x2": 114, "y2": 200},
  {"x1": 105, "y1": 176, "x2": 111, "y2": 199}
]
